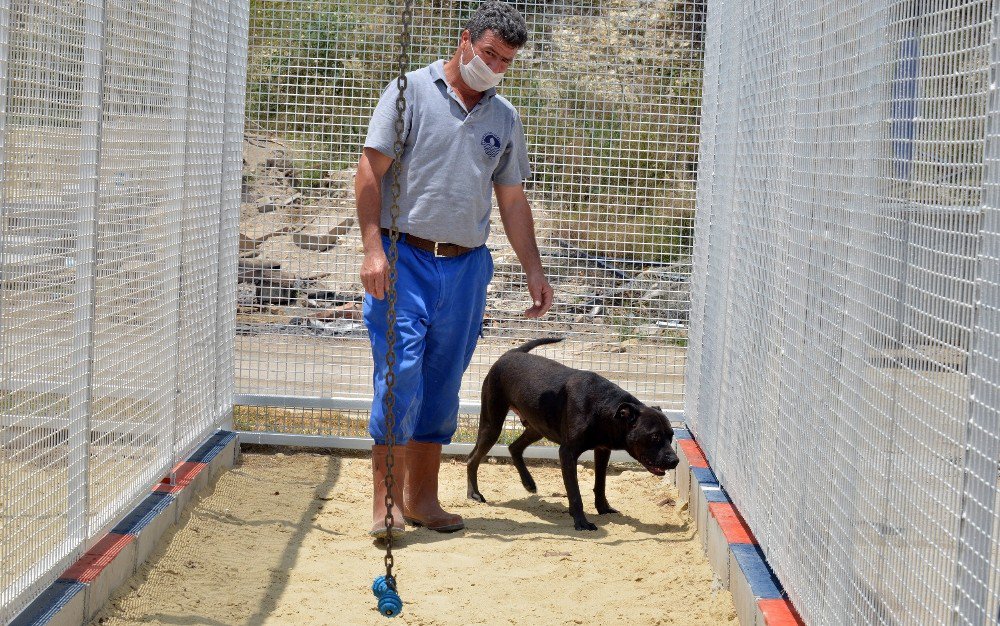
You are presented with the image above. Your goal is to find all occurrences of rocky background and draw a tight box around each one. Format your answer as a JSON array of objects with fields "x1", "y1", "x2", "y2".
[
  {"x1": 237, "y1": 131, "x2": 691, "y2": 341},
  {"x1": 238, "y1": 0, "x2": 703, "y2": 344}
]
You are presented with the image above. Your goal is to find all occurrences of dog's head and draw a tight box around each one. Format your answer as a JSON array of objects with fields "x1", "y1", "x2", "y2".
[{"x1": 618, "y1": 403, "x2": 679, "y2": 476}]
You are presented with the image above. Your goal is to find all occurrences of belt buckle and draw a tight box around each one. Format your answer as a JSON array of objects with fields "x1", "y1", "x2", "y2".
[{"x1": 433, "y1": 241, "x2": 445, "y2": 257}]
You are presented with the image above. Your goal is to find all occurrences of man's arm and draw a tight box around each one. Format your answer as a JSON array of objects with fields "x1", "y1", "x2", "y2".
[
  {"x1": 356, "y1": 147, "x2": 394, "y2": 299},
  {"x1": 494, "y1": 183, "x2": 553, "y2": 318}
]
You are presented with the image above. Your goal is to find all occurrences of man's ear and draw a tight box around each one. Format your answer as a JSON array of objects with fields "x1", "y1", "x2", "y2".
[{"x1": 616, "y1": 402, "x2": 639, "y2": 424}]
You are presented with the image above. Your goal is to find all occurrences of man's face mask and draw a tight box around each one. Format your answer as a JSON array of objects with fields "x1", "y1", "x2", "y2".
[{"x1": 459, "y1": 42, "x2": 505, "y2": 92}]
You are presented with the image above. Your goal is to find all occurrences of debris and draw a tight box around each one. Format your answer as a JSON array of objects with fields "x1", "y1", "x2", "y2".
[
  {"x1": 257, "y1": 277, "x2": 305, "y2": 306},
  {"x1": 288, "y1": 317, "x2": 363, "y2": 336},
  {"x1": 236, "y1": 258, "x2": 331, "y2": 307},
  {"x1": 289, "y1": 301, "x2": 362, "y2": 328},
  {"x1": 238, "y1": 258, "x2": 282, "y2": 283},
  {"x1": 265, "y1": 157, "x2": 295, "y2": 171},
  {"x1": 302, "y1": 290, "x2": 359, "y2": 308},
  {"x1": 552, "y1": 238, "x2": 629, "y2": 280},
  {"x1": 656, "y1": 320, "x2": 686, "y2": 329},
  {"x1": 291, "y1": 216, "x2": 355, "y2": 252},
  {"x1": 238, "y1": 225, "x2": 297, "y2": 253},
  {"x1": 236, "y1": 282, "x2": 257, "y2": 307}
]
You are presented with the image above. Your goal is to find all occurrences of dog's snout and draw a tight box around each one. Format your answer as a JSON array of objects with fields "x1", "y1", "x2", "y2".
[{"x1": 665, "y1": 455, "x2": 679, "y2": 470}]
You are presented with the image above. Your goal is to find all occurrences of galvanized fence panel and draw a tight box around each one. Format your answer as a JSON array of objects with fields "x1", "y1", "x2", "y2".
[
  {"x1": 235, "y1": 0, "x2": 705, "y2": 441},
  {"x1": 690, "y1": 0, "x2": 1000, "y2": 624},
  {"x1": 0, "y1": 0, "x2": 245, "y2": 621},
  {"x1": 219, "y1": 0, "x2": 250, "y2": 426}
]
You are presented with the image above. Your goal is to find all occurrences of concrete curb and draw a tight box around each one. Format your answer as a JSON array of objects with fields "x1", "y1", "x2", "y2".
[
  {"x1": 10, "y1": 431, "x2": 239, "y2": 626},
  {"x1": 672, "y1": 427, "x2": 804, "y2": 626}
]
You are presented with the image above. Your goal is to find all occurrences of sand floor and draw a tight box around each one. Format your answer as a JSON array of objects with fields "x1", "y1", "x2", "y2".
[{"x1": 90, "y1": 447, "x2": 736, "y2": 626}]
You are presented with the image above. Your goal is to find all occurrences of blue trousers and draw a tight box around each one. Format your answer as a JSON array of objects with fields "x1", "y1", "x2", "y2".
[{"x1": 365, "y1": 233, "x2": 493, "y2": 445}]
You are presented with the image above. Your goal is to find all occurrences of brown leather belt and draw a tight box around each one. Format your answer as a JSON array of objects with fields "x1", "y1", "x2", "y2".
[{"x1": 381, "y1": 228, "x2": 475, "y2": 258}]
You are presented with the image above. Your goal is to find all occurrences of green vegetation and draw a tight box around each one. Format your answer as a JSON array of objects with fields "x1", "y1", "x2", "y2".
[
  {"x1": 233, "y1": 404, "x2": 366, "y2": 436},
  {"x1": 246, "y1": 1, "x2": 468, "y2": 160},
  {"x1": 233, "y1": 405, "x2": 553, "y2": 446}
]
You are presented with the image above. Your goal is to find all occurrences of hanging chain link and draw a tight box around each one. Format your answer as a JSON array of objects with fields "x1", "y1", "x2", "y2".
[{"x1": 382, "y1": 0, "x2": 414, "y2": 590}]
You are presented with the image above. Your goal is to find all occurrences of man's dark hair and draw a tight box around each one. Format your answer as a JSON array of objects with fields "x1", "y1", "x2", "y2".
[{"x1": 466, "y1": 1, "x2": 528, "y2": 48}]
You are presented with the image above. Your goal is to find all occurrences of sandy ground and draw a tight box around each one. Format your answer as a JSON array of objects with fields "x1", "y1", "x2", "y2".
[{"x1": 90, "y1": 447, "x2": 736, "y2": 626}]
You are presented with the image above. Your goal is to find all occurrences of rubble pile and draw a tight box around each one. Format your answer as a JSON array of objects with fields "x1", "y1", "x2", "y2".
[{"x1": 237, "y1": 132, "x2": 690, "y2": 341}]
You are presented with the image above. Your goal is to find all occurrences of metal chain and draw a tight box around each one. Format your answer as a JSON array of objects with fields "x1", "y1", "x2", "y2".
[{"x1": 382, "y1": 0, "x2": 413, "y2": 591}]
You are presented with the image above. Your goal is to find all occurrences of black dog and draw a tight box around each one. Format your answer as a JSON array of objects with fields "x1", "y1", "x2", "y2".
[{"x1": 467, "y1": 338, "x2": 679, "y2": 530}]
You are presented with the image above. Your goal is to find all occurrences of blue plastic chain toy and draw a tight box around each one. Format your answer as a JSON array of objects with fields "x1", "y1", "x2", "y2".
[{"x1": 372, "y1": 575, "x2": 404, "y2": 618}]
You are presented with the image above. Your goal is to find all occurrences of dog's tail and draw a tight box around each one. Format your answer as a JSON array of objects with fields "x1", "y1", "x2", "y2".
[{"x1": 511, "y1": 337, "x2": 564, "y2": 353}]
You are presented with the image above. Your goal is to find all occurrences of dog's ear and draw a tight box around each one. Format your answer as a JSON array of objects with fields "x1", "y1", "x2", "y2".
[{"x1": 616, "y1": 402, "x2": 639, "y2": 424}]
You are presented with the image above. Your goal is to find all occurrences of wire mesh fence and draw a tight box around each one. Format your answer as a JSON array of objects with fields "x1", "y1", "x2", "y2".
[
  {"x1": 689, "y1": 0, "x2": 1000, "y2": 624},
  {"x1": 8, "y1": 0, "x2": 1000, "y2": 623},
  {"x1": 234, "y1": 0, "x2": 705, "y2": 438},
  {"x1": 0, "y1": 0, "x2": 247, "y2": 622}
]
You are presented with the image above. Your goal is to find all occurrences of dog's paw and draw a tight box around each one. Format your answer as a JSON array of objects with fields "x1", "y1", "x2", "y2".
[
  {"x1": 522, "y1": 479, "x2": 537, "y2": 493},
  {"x1": 597, "y1": 506, "x2": 619, "y2": 515},
  {"x1": 468, "y1": 491, "x2": 487, "y2": 503},
  {"x1": 574, "y1": 519, "x2": 598, "y2": 531}
]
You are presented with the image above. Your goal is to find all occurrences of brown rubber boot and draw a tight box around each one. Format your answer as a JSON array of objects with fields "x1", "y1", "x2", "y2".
[
  {"x1": 403, "y1": 441, "x2": 464, "y2": 532},
  {"x1": 370, "y1": 444, "x2": 407, "y2": 539}
]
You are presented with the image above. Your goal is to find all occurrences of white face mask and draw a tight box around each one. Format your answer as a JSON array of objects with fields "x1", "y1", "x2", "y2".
[{"x1": 459, "y1": 43, "x2": 505, "y2": 92}]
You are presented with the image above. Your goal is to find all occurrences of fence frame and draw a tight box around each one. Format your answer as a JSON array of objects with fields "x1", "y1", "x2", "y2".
[
  {"x1": 953, "y1": 4, "x2": 1000, "y2": 623},
  {"x1": 0, "y1": 0, "x2": 248, "y2": 620}
]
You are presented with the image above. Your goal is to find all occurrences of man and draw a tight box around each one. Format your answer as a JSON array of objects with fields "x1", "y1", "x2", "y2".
[{"x1": 356, "y1": 0, "x2": 553, "y2": 539}]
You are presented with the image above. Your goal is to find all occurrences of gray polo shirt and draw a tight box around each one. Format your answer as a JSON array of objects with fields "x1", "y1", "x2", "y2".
[{"x1": 364, "y1": 60, "x2": 531, "y2": 248}]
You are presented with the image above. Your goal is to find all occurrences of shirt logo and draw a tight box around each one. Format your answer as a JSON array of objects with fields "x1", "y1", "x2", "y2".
[{"x1": 481, "y1": 132, "x2": 502, "y2": 158}]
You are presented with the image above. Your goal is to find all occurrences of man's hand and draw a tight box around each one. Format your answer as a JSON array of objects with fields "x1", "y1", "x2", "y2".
[
  {"x1": 494, "y1": 183, "x2": 553, "y2": 319},
  {"x1": 524, "y1": 271, "x2": 553, "y2": 318},
  {"x1": 361, "y1": 249, "x2": 389, "y2": 300}
]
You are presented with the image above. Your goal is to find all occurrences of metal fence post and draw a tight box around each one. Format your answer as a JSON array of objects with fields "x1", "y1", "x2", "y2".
[
  {"x1": 0, "y1": 14, "x2": 8, "y2": 623},
  {"x1": 67, "y1": 0, "x2": 108, "y2": 545},
  {"x1": 0, "y1": 0, "x2": 10, "y2": 368},
  {"x1": 162, "y1": 0, "x2": 194, "y2": 484},
  {"x1": 213, "y1": 0, "x2": 248, "y2": 430},
  {"x1": 952, "y1": 5, "x2": 1000, "y2": 623}
]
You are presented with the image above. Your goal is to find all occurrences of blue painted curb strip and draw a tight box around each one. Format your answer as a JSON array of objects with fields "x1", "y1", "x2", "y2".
[
  {"x1": 9, "y1": 429, "x2": 238, "y2": 626},
  {"x1": 691, "y1": 466, "x2": 719, "y2": 486},
  {"x1": 187, "y1": 430, "x2": 237, "y2": 464},
  {"x1": 701, "y1": 484, "x2": 731, "y2": 503},
  {"x1": 674, "y1": 428, "x2": 693, "y2": 440},
  {"x1": 110, "y1": 492, "x2": 176, "y2": 536},
  {"x1": 9, "y1": 581, "x2": 86, "y2": 626},
  {"x1": 731, "y1": 543, "x2": 784, "y2": 599}
]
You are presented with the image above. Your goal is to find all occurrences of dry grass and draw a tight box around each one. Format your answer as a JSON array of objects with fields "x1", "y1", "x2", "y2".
[{"x1": 233, "y1": 404, "x2": 555, "y2": 448}]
